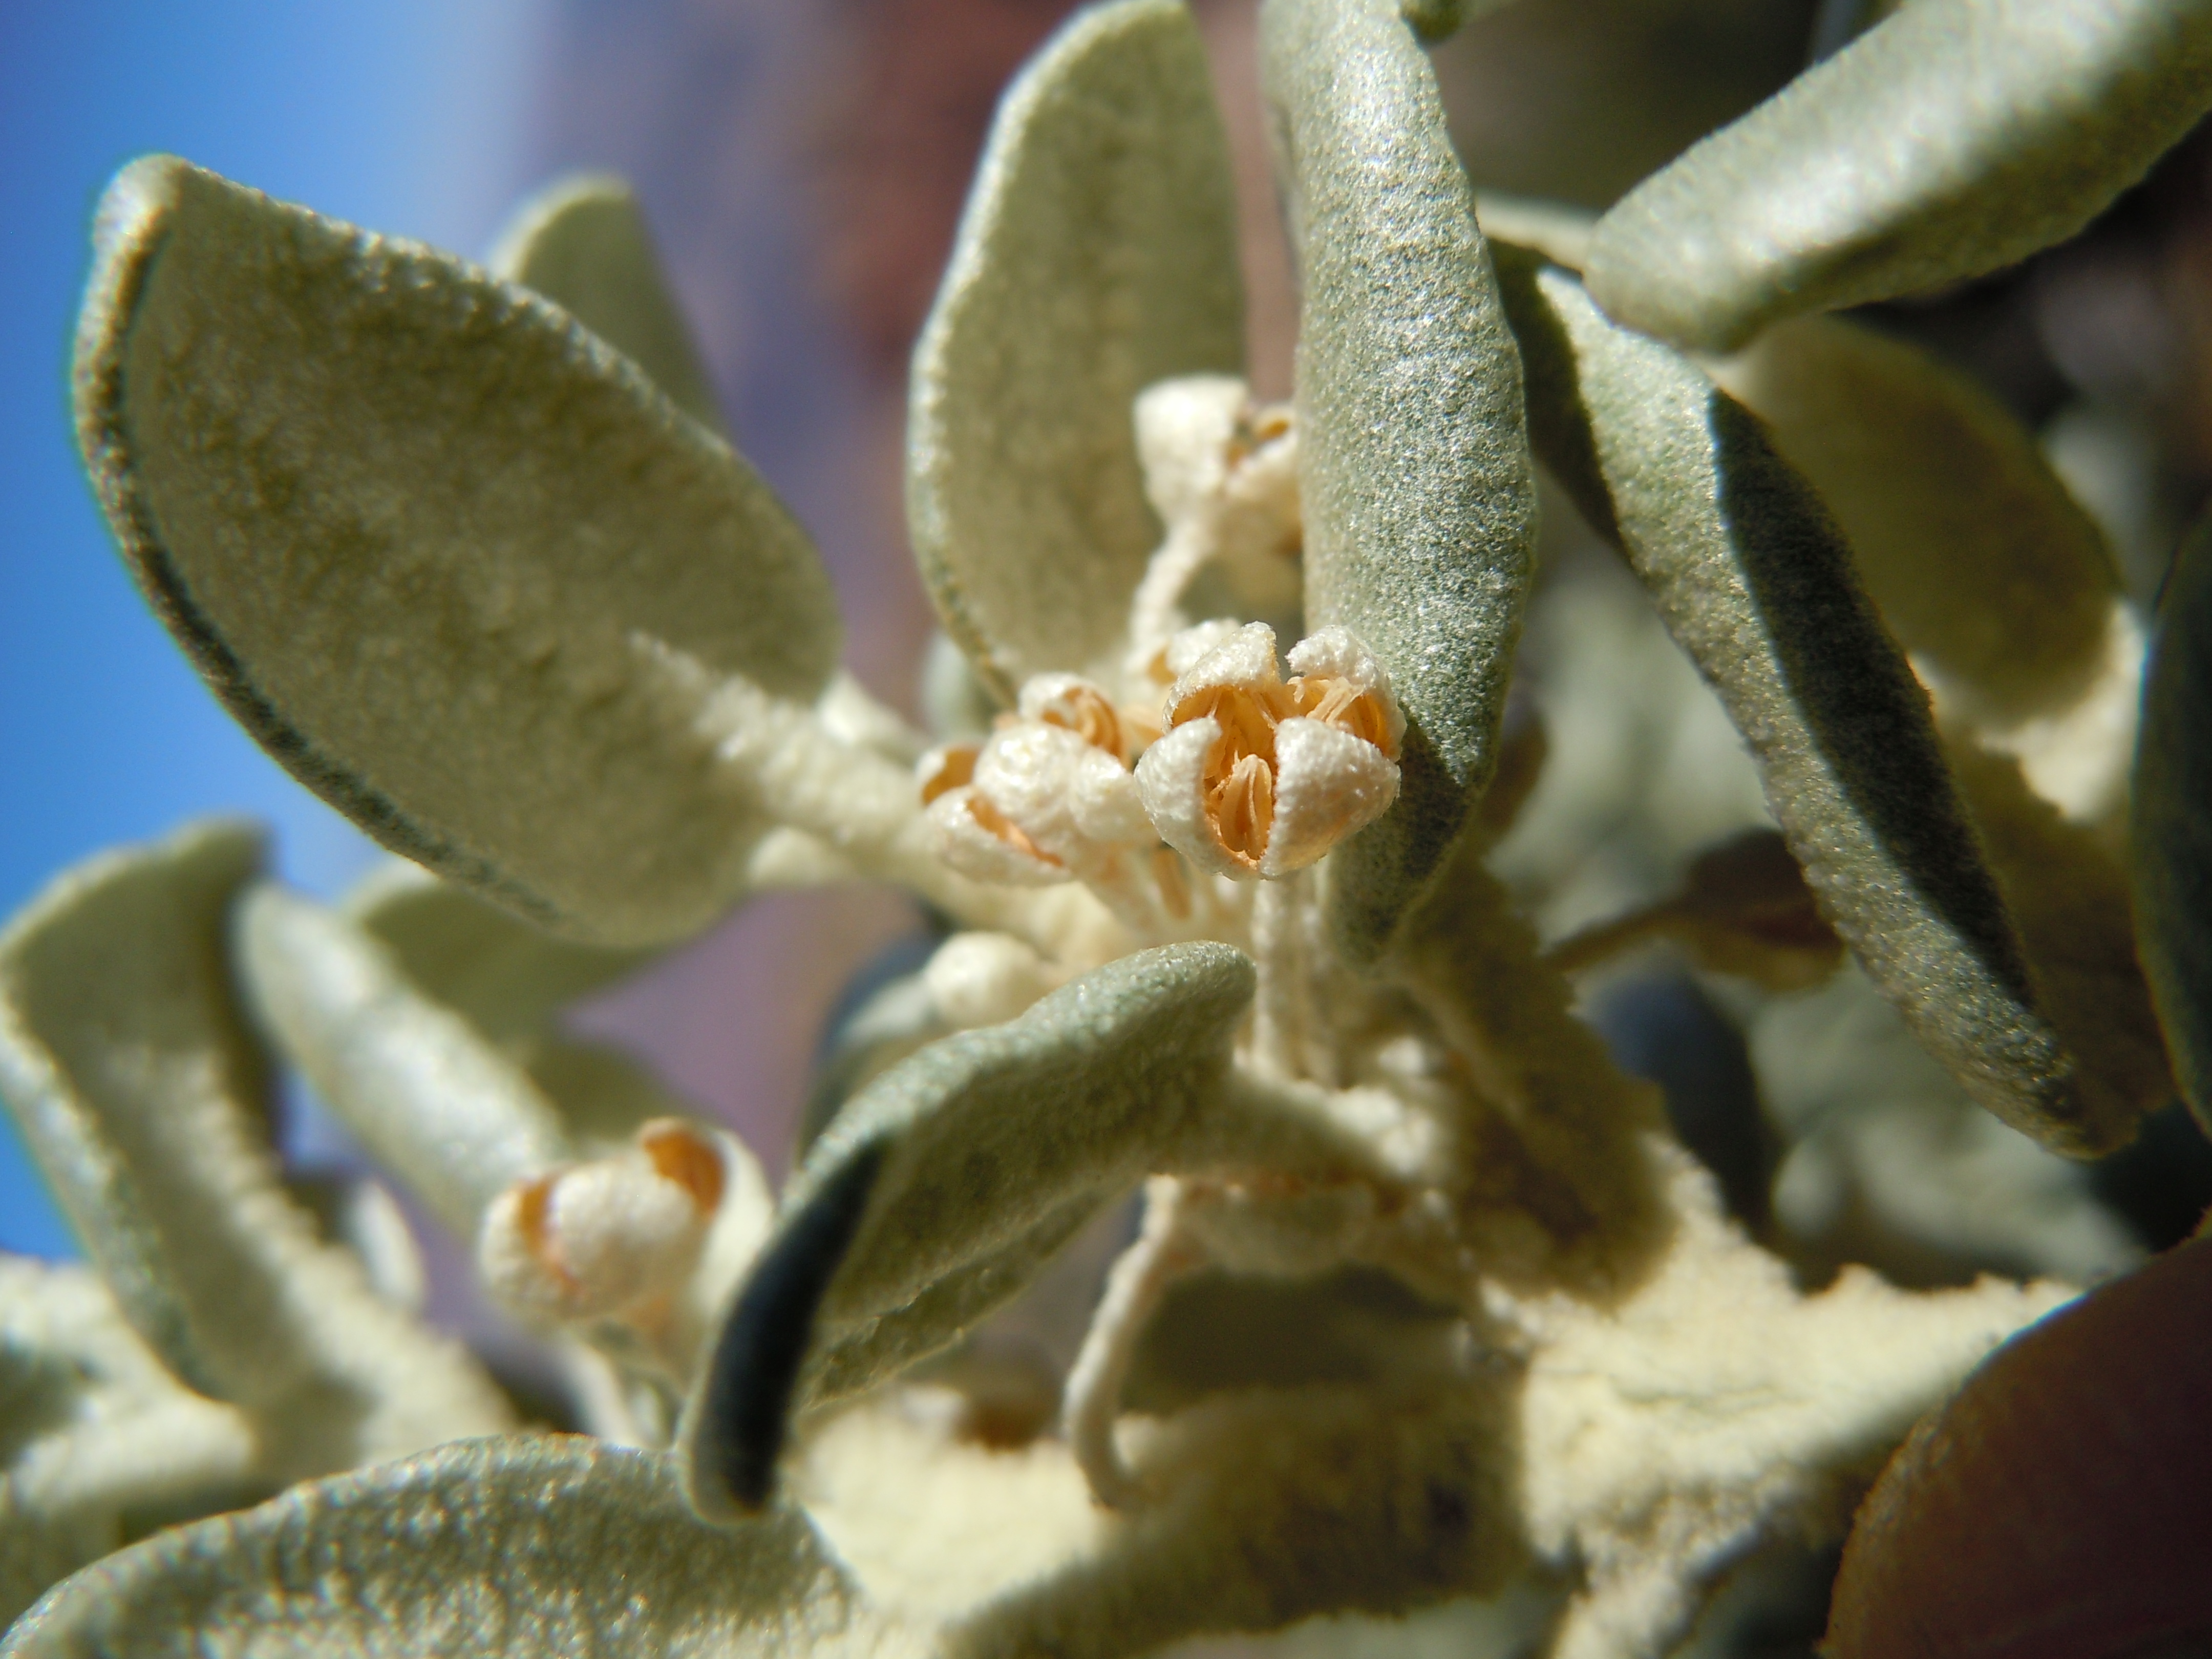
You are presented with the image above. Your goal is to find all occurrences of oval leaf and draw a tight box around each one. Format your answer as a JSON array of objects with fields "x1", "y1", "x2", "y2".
[
  {"x1": 0, "y1": 823, "x2": 513, "y2": 1471},
  {"x1": 1262, "y1": 0, "x2": 1540, "y2": 963},
  {"x1": 907, "y1": 0, "x2": 1244, "y2": 700},
  {"x1": 488, "y1": 172, "x2": 726, "y2": 433},
  {"x1": 344, "y1": 862, "x2": 654, "y2": 1047},
  {"x1": 235, "y1": 883, "x2": 572, "y2": 1238},
  {"x1": 685, "y1": 941, "x2": 1253, "y2": 1518},
  {"x1": 2133, "y1": 510, "x2": 2212, "y2": 1139},
  {"x1": 73, "y1": 156, "x2": 842, "y2": 946},
  {"x1": 1585, "y1": 0, "x2": 2212, "y2": 352},
  {"x1": 1715, "y1": 316, "x2": 2120, "y2": 728},
  {"x1": 1492, "y1": 248, "x2": 2131, "y2": 1157},
  {"x1": 3, "y1": 1436, "x2": 888, "y2": 1659}
]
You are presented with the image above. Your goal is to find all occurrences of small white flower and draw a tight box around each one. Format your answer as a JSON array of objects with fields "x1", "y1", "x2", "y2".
[
  {"x1": 478, "y1": 1119, "x2": 726, "y2": 1327},
  {"x1": 1136, "y1": 621, "x2": 1401, "y2": 879}
]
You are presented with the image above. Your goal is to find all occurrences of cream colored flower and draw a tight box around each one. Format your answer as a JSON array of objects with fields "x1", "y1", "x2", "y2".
[{"x1": 1136, "y1": 622, "x2": 1401, "y2": 879}]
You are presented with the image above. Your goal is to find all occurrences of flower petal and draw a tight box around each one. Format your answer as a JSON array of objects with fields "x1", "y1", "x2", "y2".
[
  {"x1": 1584, "y1": 0, "x2": 2212, "y2": 352},
  {"x1": 73, "y1": 156, "x2": 841, "y2": 946},
  {"x1": 1493, "y1": 247, "x2": 2134, "y2": 1159},
  {"x1": 1260, "y1": 717, "x2": 1398, "y2": 878},
  {"x1": 908, "y1": 0, "x2": 1244, "y2": 698},
  {"x1": 1, "y1": 1437, "x2": 893, "y2": 1659},
  {"x1": 683, "y1": 942, "x2": 1253, "y2": 1518},
  {"x1": 0, "y1": 823, "x2": 514, "y2": 1473},
  {"x1": 1262, "y1": 0, "x2": 1540, "y2": 962},
  {"x1": 488, "y1": 172, "x2": 725, "y2": 433}
]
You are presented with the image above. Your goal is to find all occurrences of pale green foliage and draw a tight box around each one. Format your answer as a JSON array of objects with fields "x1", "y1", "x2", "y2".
[
  {"x1": 907, "y1": 0, "x2": 1244, "y2": 700},
  {"x1": 2133, "y1": 510, "x2": 2212, "y2": 1140},
  {"x1": 1585, "y1": 0, "x2": 2212, "y2": 352},
  {"x1": 0, "y1": 824, "x2": 513, "y2": 1474},
  {"x1": 1491, "y1": 247, "x2": 2137, "y2": 1158},
  {"x1": 0, "y1": 1259, "x2": 254, "y2": 1628},
  {"x1": 4, "y1": 1438, "x2": 901, "y2": 1659},
  {"x1": 233, "y1": 883, "x2": 572, "y2": 1236},
  {"x1": 686, "y1": 943, "x2": 1253, "y2": 1518},
  {"x1": 1263, "y1": 0, "x2": 1539, "y2": 962},
  {"x1": 74, "y1": 157, "x2": 842, "y2": 946},
  {"x1": 11, "y1": 0, "x2": 2206, "y2": 1651},
  {"x1": 490, "y1": 173, "x2": 728, "y2": 434}
]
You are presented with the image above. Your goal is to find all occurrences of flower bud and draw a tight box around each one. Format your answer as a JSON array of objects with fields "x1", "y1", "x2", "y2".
[
  {"x1": 478, "y1": 1118, "x2": 725, "y2": 1326},
  {"x1": 1135, "y1": 622, "x2": 1401, "y2": 879}
]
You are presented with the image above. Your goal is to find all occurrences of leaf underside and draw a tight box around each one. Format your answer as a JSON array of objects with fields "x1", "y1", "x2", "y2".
[{"x1": 685, "y1": 942, "x2": 1253, "y2": 1519}]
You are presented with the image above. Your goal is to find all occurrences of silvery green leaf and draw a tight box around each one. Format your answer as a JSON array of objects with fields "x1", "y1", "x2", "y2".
[
  {"x1": 2, "y1": 1258, "x2": 258, "y2": 1629},
  {"x1": 1584, "y1": 0, "x2": 2212, "y2": 353},
  {"x1": 1944, "y1": 742, "x2": 2172, "y2": 1130},
  {"x1": 489, "y1": 172, "x2": 725, "y2": 433},
  {"x1": 0, "y1": 823, "x2": 515, "y2": 1474},
  {"x1": 908, "y1": 0, "x2": 1244, "y2": 700},
  {"x1": 2, "y1": 1436, "x2": 895, "y2": 1659},
  {"x1": 684, "y1": 942, "x2": 1253, "y2": 1519},
  {"x1": 73, "y1": 156, "x2": 841, "y2": 947},
  {"x1": 234, "y1": 882, "x2": 571, "y2": 1237},
  {"x1": 1715, "y1": 316, "x2": 2119, "y2": 728},
  {"x1": 1262, "y1": 0, "x2": 1540, "y2": 964},
  {"x1": 2132, "y1": 511, "x2": 2212, "y2": 1140},
  {"x1": 344, "y1": 862, "x2": 653, "y2": 1047},
  {"x1": 1491, "y1": 250, "x2": 2129, "y2": 1158}
]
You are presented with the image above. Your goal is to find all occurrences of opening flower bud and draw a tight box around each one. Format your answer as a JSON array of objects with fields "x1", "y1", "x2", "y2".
[
  {"x1": 1136, "y1": 622, "x2": 1401, "y2": 879},
  {"x1": 478, "y1": 1119, "x2": 725, "y2": 1326}
]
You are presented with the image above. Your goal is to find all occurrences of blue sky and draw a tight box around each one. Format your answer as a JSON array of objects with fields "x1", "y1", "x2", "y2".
[{"x1": 0, "y1": 3, "x2": 545, "y2": 1256}]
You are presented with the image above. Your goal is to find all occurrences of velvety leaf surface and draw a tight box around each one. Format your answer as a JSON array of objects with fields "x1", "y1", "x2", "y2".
[
  {"x1": 1, "y1": 1259, "x2": 258, "y2": 1630},
  {"x1": 685, "y1": 942, "x2": 1253, "y2": 1518},
  {"x1": 2133, "y1": 511, "x2": 2212, "y2": 1139},
  {"x1": 1262, "y1": 0, "x2": 1539, "y2": 963},
  {"x1": 907, "y1": 0, "x2": 1244, "y2": 699},
  {"x1": 0, "y1": 823, "x2": 513, "y2": 1476},
  {"x1": 490, "y1": 172, "x2": 726, "y2": 432},
  {"x1": 73, "y1": 156, "x2": 841, "y2": 946},
  {"x1": 1715, "y1": 316, "x2": 2119, "y2": 727},
  {"x1": 1585, "y1": 0, "x2": 2212, "y2": 352},
  {"x1": 3, "y1": 1437, "x2": 900, "y2": 1659},
  {"x1": 1492, "y1": 248, "x2": 2128, "y2": 1157},
  {"x1": 235, "y1": 883, "x2": 572, "y2": 1238},
  {"x1": 344, "y1": 862, "x2": 653, "y2": 1047}
]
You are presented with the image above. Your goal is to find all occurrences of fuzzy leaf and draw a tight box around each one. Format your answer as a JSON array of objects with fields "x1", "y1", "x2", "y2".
[
  {"x1": 684, "y1": 942, "x2": 1253, "y2": 1518},
  {"x1": 907, "y1": 0, "x2": 1244, "y2": 700},
  {"x1": 2133, "y1": 511, "x2": 2212, "y2": 1139},
  {"x1": 2, "y1": 1436, "x2": 894, "y2": 1659},
  {"x1": 490, "y1": 172, "x2": 725, "y2": 432},
  {"x1": 73, "y1": 156, "x2": 841, "y2": 947},
  {"x1": 234, "y1": 882, "x2": 572, "y2": 1237},
  {"x1": 1584, "y1": 0, "x2": 2212, "y2": 352},
  {"x1": 344, "y1": 862, "x2": 652, "y2": 1047},
  {"x1": 1, "y1": 1258, "x2": 258, "y2": 1629},
  {"x1": 0, "y1": 823, "x2": 514, "y2": 1474},
  {"x1": 1946, "y1": 741, "x2": 2173, "y2": 1128},
  {"x1": 1715, "y1": 316, "x2": 2119, "y2": 728},
  {"x1": 1262, "y1": 0, "x2": 1540, "y2": 963},
  {"x1": 1492, "y1": 249, "x2": 2130, "y2": 1157}
]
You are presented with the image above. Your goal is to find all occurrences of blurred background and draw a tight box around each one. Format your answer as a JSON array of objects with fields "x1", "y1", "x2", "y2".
[{"x1": 7, "y1": 0, "x2": 2212, "y2": 1284}]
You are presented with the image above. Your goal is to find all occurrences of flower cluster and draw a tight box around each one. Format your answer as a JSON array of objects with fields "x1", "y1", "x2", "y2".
[{"x1": 6, "y1": 0, "x2": 2212, "y2": 1655}]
